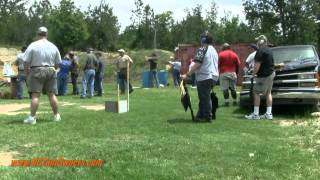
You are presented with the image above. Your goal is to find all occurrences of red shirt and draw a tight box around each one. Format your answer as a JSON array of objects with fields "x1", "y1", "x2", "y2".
[{"x1": 218, "y1": 50, "x2": 240, "y2": 74}]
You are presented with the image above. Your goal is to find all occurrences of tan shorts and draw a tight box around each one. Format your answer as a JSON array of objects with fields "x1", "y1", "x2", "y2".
[
  {"x1": 28, "y1": 67, "x2": 57, "y2": 94},
  {"x1": 253, "y1": 72, "x2": 275, "y2": 95},
  {"x1": 219, "y1": 72, "x2": 237, "y2": 90}
]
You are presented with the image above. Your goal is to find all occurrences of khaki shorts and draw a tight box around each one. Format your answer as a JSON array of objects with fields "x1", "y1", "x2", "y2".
[
  {"x1": 28, "y1": 67, "x2": 57, "y2": 94},
  {"x1": 253, "y1": 72, "x2": 275, "y2": 95},
  {"x1": 219, "y1": 72, "x2": 237, "y2": 90}
]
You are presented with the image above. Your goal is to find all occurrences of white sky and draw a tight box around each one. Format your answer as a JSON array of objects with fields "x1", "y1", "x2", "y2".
[{"x1": 29, "y1": 0, "x2": 246, "y2": 31}]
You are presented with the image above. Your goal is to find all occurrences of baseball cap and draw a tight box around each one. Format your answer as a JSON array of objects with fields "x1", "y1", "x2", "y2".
[
  {"x1": 118, "y1": 49, "x2": 125, "y2": 53},
  {"x1": 37, "y1": 26, "x2": 48, "y2": 34}
]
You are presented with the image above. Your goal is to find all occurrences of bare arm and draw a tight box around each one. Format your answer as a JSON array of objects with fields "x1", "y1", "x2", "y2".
[
  {"x1": 181, "y1": 62, "x2": 201, "y2": 80},
  {"x1": 253, "y1": 62, "x2": 261, "y2": 77}
]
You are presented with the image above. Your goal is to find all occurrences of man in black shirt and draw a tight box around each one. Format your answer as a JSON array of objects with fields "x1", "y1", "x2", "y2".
[
  {"x1": 146, "y1": 53, "x2": 160, "y2": 88},
  {"x1": 94, "y1": 51, "x2": 105, "y2": 96},
  {"x1": 245, "y1": 35, "x2": 275, "y2": 120}
]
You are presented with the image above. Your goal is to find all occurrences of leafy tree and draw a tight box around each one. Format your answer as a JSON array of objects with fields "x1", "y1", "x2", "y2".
[
  {"x1": 243, "y1": 0, "x2": 319, "y2": 45},
  {"x1": 48, "y1": 0, "x2": 89, "y2": 54},
  {"x1": 86, "y1": 2, "x2": 120, "y2": 51},
  {"x1": 0, "y1": 0, "x2": 29, "y2": 45},
  {"x1": 171, "y1": 5, "x2": 206, "y2": 45},
  {"x1": 26, "y1": 0, "x2": 52, "y2": 44},
  {"x1": 154, "y1": 11, "x2": 174, "y2": 50}
]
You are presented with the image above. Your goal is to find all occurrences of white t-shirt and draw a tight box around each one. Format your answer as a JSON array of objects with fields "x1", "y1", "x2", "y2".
[
  {"x1": 245, "y1": 51, "x2": 256, "y2": 70},
  {"x1": 171, "y1": 61, "x2": 181, "y2": 70},
  {"x1": 24, "y1": 39, "x2": 61, "y2": 67},
  {"x1": 194, "y1": 45, "x2": 219, "y2": 82}
]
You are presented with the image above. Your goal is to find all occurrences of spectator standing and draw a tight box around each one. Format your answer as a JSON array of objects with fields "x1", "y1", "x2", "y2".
[
  {"x1": 15, "y1": 46, "x2": 27, "y2": 99},
  {"x1": 244, "y1": 44, "x2": 258, "y2": 74},
  {"x1": 80, "y1": 48, "x2": 97, "y2": 98},
  {"x1": 181, "y1": 35, "x2": 219, "y2": 122},
  {"x1": 69, "y1": 51, "x2": 80, "y2": 95},
  {"x1": 218, "y1": 43, "x2": 241, "y2": 106},
  {"x1": 57, "y1": 55, "x2": 71, "y2": 96},
  {"x1": 23, "y1": 26, "x2": 62, "y2": 124},
  {"x1": 168, "y1": 56, "x2": 181, "y2": 87},
  {"x1": 245, "y1": 35, "x2": 275, "y2": 120},
  {"x1": 116, "y1": 49, "x2": 133, "y2": 94},
  {"x1": 94, "y1": 51, "x2": 105, "y2": 96},
  {"x1": 145, "y1": 53, "x2": 160, "y2": 88},
  {"x1": 189, "y1": 59, "x2": 197, "y2": 88}
]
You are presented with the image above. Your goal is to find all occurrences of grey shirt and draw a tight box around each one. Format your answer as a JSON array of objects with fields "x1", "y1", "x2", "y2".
[{"x1": 24, "y1": 39, "x2": 61, "y2": 67}]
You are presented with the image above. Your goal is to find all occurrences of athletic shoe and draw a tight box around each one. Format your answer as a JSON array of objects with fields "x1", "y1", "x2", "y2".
[
  {"x1": 245, "y1": 113, "x2": 260, "y2": 120},
  {"x1": 260, "y1": 113, "x2": 273, "y2": 120},
  {"x1": 54, "y1": 114, "x2": 61, "y2": 122},
  {"x1": 23, "y1": 116, "x2": 36, "y2": 125}
]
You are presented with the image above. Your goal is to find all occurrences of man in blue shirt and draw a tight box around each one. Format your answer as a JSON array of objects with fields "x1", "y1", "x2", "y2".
[{"x1": 57, "y1": 55, "x2": 71, "y2": 96}]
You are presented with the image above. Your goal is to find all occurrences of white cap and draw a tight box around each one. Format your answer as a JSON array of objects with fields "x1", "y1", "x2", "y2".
[
  {"x1": 118, "y1": 49, "x2": 125, "y2": 53},
  {"x1": 38, "y1": 26, "x2": 48, "y2": 33}
]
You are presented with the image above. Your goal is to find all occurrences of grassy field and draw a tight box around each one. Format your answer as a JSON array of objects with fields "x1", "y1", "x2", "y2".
[{"x1": 0, "y1": 84, "x2": 320, "y2": 179}]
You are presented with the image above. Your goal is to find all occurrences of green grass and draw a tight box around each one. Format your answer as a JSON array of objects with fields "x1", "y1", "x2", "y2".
[{"x1": 0, "y1": 84, "x2": 319, "y2": 179}]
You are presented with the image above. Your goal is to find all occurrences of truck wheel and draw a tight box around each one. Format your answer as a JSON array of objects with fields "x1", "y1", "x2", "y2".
[{"x1": 312, "y1": 100, "x2": 320, "y2": 112}]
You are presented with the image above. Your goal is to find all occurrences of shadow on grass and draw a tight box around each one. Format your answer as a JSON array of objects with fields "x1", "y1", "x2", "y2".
[
  {"x1": 5, "y1": 118, "x2": 52, "y2": 125},
  {"x1": 234, "y1": 105, "x2": 313, "y2": 119},
  {"x1": 167, "y1": 118, "x2": 194, "y2": 124}
]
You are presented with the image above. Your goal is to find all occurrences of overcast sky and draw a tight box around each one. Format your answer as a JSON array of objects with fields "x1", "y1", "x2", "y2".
[{"x1": 29, "y1": 0, "x2": 246, "y2": 31}]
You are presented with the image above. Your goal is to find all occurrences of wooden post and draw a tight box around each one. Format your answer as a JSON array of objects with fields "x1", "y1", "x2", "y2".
[
  {"x1": 117, "y1": 80, "x2": 120, "y2": 111},
  {"x1": 127, "y1": 61, "x2": 130, "y2": 111}
]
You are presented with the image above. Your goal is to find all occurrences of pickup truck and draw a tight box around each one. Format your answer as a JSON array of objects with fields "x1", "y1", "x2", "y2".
[{"x1": 240, "y1": 45, "x2": 320, "y2": 111}]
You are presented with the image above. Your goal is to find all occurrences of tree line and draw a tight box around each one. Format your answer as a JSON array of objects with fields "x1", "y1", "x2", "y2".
[{"x1": 0, "y1": 0, "x2": 319, "y2": 55}]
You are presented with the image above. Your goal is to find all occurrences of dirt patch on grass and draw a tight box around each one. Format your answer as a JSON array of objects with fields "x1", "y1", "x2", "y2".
[
  {"x1": 0, "y1": 103, "x2": 29, "y2": 115},
  {"x1": 80, "y1": 105, "x2": 105, "y2": 111},
  {"x1": 60, "y1": 102, "x2": 76, "y2": 106},
  {"x1": 0, "y1": 151, "x2": 19, "y2": 166},
  {"x1": 278, "y1": 120, "x2": 308, "y2": 127}
]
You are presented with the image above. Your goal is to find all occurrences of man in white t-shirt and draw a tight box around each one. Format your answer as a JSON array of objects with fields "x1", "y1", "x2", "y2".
[
  {"x1": 181, "y1": 35, "x2": 219, "y2": 122},
  {"x1": 23, "y1": 26, "x2": 62, "y2": 125},
  {"x1": 244, "y1": 44, "x2": 258, "y2": 74}
]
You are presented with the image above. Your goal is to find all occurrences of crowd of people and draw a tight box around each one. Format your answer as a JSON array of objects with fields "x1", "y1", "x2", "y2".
[
  {"x1": 14, "y1": 26, "x2": 274, "y2": 125},
  {"x1": 181, "y1": 34, "x2": 274, "y2": 122}
]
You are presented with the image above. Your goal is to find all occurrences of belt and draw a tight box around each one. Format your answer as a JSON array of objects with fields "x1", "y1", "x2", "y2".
[{"x1": 30, "y1": 66, "x2": 54, "y2": 69}]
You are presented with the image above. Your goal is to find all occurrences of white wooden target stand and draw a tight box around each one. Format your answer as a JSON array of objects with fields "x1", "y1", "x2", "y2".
[{"x1": 105, "y1": 61, "x2": 130, "y2": 113}]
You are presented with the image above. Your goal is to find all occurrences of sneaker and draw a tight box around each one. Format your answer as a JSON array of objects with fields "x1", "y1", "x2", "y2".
[
  {"x1": 260, "y1": 113, "x2": 273, "y2": 120},
  {"x1": 245, "y1": 113, "x2": 260, "y2": 120},
  {"x1": 53, "y1": 114, "x2": 61, "y2": 122},
  {"x1": 23, "y1": 116, "x2": 36, "y2": 125},
  {"x1": 224, "y1": 102, "x2": 230, "y2": 106}
]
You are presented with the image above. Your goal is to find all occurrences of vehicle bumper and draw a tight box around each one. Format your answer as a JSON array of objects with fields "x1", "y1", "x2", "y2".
[{"x1": 240, "y1": 90, "x2": 320, "y2": 106}]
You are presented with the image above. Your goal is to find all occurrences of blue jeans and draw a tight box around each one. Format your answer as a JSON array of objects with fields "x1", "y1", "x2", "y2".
[
  {"x1": 71, "y1": 73, "x2": 79, "y2": 95},
  {"x1": 57, "y1": 75, "x2": 68, "y2": 96},
  {"x1": 118, "y1": 69, "x2": 133, "y2": 94},
  {"x1": 172, "y1": 69, "x2": 180, "y2": 87},
  {"x1": 196, "y1": 79, "x2": 215, "y2": 119},
  {"x1": 150, "y1": 70, "x2": 159, "y2": 88},
  {"x1": 17, "y1": 73, "x2": 26, "y2": 99},
  {"x1": 81, "y1": 69, "x2": 95, "y2": 97}
]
